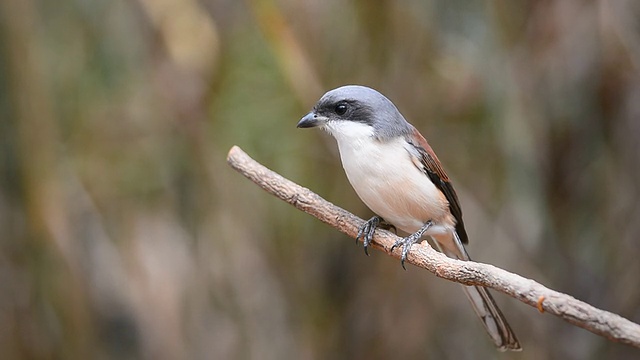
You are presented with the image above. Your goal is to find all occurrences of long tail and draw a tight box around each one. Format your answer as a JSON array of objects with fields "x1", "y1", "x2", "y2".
[{"x1": 432, "y1": 233, "x2": 521, "y2": 352}]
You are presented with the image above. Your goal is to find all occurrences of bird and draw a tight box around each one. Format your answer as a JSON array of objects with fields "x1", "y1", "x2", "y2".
[{"x1": 297, "y1": 85, "x2": 521, "y2": 351}]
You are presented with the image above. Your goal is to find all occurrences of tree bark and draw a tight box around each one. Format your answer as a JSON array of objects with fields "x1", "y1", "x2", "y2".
[{"x1": 226, "y1": 145, "x2": 640, "y2": 349}]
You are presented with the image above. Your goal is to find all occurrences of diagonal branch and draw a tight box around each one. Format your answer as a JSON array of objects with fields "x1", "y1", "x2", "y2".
[{"x1": 226, "y1": 145, "x2": 640, "y2": 349}]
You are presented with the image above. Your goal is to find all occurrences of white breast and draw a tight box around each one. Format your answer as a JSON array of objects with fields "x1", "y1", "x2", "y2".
[{"x1": 324, "y1": 121, "x2": 453, "y2": 236}]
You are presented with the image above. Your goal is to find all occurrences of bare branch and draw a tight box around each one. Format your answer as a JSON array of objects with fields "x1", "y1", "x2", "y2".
[{"x1": 226, "y1": 145, "x2": 640, "y2": 349}]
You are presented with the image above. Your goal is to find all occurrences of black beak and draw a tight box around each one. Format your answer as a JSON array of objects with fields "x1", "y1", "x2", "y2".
[{"x1": 297, "y1": 112, "x2": 323, "y2": 128}]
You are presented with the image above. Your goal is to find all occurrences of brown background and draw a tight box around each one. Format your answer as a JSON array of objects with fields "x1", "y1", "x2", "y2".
[{"x1": 1, "y1": 0, "x2": 639, "y2": 359}]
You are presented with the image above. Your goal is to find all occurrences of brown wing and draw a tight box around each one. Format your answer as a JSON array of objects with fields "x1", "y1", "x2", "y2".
[{"x1": 405, "y1": 128, "x2": 469, "y2": 244}]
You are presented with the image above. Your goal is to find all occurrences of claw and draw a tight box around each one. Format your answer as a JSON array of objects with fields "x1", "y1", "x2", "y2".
[
  {"x1": 391, "y1": 235, "x2": 418, "y2": 270},
  {"x1": 390, "y1": 220, "x2": 433, "y2": 269},
  {"x1": 356, "y1": 227, "x2": 365, "y2": 245},
  {"x1": 356, "y1": 216, "x2": 383, "y2": 256}
]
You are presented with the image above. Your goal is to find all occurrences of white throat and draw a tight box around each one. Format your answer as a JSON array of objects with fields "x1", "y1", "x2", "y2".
[{"x1": 322, "y1": 120, "x2": 375, "y2": 143}]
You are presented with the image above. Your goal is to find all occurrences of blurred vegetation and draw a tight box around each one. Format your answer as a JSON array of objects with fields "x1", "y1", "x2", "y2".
[{"x1": 1, "y1": 0, "x2": 639, "y2": 359}]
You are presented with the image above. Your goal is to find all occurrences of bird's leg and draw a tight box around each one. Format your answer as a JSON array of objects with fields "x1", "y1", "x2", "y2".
[
  {"x1": 391, "y1": 220, "x2": 434, "y2": 270},
  {"x1": 356, "y1": 216, "x2": 385, "y2": 256}
]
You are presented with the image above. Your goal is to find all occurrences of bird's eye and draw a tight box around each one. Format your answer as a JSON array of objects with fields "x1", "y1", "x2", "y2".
[{"x1": 334, "y1": 103, "x2": 348, "y2": 116}]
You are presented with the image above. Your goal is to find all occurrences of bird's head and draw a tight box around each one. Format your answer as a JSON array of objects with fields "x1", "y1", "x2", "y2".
[{"x1": 297, "y1": 85, "x2": 412, "y2": 141}]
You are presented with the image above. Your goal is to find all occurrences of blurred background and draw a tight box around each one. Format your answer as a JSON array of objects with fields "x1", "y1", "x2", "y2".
[{"x1": 1, "y1": 0, "x2": 639, "y2": 359}]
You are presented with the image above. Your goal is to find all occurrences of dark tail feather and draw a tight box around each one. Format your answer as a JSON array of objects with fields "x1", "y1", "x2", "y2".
[{"x1": 432, "y1": 233, "x2": 521, "y2": 351}]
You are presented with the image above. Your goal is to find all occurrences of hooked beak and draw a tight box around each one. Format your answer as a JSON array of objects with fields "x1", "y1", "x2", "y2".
[{"x1": 297, "y1": 112, "x2": 326, "y2": 128}]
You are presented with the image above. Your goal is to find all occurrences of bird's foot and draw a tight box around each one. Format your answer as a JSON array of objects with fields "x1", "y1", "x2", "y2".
[
  {"x1": 390, "y1": 220, "x2": 433, "y2": 270},
  {"x1": 356, "y1": 216, "x2": 384, "y2": 256}
]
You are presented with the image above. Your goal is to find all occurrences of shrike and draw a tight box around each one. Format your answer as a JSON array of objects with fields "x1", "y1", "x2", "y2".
[{"x1": 297, "y1": 85, "x2": 521, "y2": 351}]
